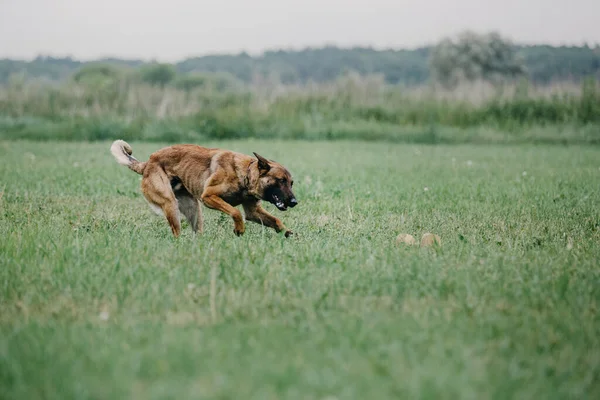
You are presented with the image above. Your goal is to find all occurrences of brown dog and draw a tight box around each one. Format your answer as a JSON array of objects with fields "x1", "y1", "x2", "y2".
[{"x1": 110, "y1": 140, "x2": 297, "y2": 237}]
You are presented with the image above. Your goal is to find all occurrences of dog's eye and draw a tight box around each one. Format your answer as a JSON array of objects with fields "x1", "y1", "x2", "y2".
[{"x1": 280, "y1": 178, "x2": 287, "y2": 185}]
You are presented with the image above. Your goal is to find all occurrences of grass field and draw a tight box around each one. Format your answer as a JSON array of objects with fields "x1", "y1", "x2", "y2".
[
  {"x1": 1, "y1": 139, "x2": 599, "y2": 399},
  {"x1": 1, "y1": 78, "x2": 599, "y2": 145}
]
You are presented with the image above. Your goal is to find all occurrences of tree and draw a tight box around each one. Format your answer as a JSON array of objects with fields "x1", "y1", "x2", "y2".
[
  {"x1": 173, "y1": 72, "x2": 240, "y2": 92},
  {"x1": 139, "y1": 63, "x2": 177, "y2": 87},
  {"x1": 429, "y1": 31, "x2": 525, "y2": 87},
  {"x1": 73, "y1": 64, "x2": 121, "y2": 86}
]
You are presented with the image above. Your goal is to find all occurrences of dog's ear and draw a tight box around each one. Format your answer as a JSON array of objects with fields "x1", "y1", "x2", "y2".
[{"x1": 253, "y1": 152, "x2": 271, "y2": 173}]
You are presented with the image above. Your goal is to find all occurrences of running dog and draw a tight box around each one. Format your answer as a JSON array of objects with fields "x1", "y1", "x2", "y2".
[{"x1": 110, "y1": 140, "x2": 297, "y2": 237}]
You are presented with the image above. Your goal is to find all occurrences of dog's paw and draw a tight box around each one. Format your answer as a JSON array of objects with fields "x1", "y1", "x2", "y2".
[
  {"x1": 284, "y1": 230, "x2": 293, "y2": 238},
  {"x1": 234, "y1": 226, "x2": 245, "y2": 236}
]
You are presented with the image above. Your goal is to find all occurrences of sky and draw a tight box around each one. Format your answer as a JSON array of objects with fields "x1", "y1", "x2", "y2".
[{"x1": 1, "y1": 0, "x2": 599, "y2": 62}]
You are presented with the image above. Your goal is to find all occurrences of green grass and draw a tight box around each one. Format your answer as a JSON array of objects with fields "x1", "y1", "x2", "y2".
[
  {"x1": 1, "y1": 139, "x2": 599, "y2": 399},
  {"x1": 2, "y1": 116, "x2": 600, "y2": 146},
  {"x1": 1, "y1": 78, "x2": 599, "y2": 145}
]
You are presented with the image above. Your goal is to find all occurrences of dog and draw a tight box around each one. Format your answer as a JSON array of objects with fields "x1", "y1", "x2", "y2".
[{"x1": 110, "y1": 140, "x2": 297, "y2": 238}]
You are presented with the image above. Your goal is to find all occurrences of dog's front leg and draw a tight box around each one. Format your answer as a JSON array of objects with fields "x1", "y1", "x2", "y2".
[
  {"x1": 201, "y1": 188, "x2": 245, "y2": 236},
  {"x1": 243, "y1": 202, "x2": 292, "y2": 237}
]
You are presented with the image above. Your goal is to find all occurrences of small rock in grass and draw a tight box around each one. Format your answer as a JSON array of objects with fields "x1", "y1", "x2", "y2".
[
  {"x1": 99, "y1": 311, "x2": 110, "y2": 321},
  {"x1": 396, "y1": 233, "x2": 416, "y2": 246},
  {"x1": 566, "y1": 237, "x2": 574, "y2": 250},
  {"x1": 420, "y1": 233, "x2": 442, "y2": 247}
]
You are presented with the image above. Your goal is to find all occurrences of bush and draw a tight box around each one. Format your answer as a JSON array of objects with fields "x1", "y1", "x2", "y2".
[
  {"x1": 1, "y1": 76, "x2": 599, "y2": 145},
  {"x1": 174, "y1": 72, "x2": 241, "y2": 92},
  {"x1": 73, "y1": 64, "x2": 123, "y2": 87},
  {"x1": 173, "y1": 73, "x2": 208, "y2": 91},
  {"x1": 139, "y1": 64, "x2": 177, "y2": 87}
]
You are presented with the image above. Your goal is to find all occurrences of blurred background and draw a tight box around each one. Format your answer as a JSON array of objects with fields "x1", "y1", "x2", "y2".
[{"x1": 1, "y1": 0, "x2": 599, "y2": 144}]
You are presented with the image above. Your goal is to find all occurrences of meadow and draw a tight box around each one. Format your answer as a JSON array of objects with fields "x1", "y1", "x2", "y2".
[
  {"x1": 1, "y1": 76, "x2": 599, "y2": 145},
  {"x1": 1, "y1": 139, "x2": 599, "y2": 399}
]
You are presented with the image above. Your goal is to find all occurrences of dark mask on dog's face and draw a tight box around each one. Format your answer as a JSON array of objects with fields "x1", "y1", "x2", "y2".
[{"x1": 253, "y1": 152, "x2": 298, "y2": 211}]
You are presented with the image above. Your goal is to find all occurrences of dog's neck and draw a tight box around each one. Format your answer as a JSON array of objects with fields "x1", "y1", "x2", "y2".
[{"x1": 244, "y1": 159, "x2": 257, "y2": 193}]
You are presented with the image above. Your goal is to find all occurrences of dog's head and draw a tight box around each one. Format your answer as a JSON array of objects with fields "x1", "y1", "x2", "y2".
[{"x1": 251, "y1": 152, "x2": 298, "y2": 211}]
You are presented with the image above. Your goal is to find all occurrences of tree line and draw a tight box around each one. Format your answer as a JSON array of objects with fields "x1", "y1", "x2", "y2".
[{"x1": 1, "y1": 32, "x2": 599, "y2": 86}]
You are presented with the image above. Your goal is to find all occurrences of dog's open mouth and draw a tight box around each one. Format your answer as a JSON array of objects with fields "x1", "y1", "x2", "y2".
[{"x1": 271, "y1": 194, "x2": 287, "y2": 211}]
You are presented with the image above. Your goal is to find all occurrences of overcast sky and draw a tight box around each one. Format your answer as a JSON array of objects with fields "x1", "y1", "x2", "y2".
[{"x1": 1, "y1": 0, "x2": 599, "y2": 62}]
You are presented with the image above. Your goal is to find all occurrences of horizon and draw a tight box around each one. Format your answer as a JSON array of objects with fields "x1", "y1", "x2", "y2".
[
  {"x1": 6, "y1": 40, "x2": 600, "y2": 64},
  {"x1": 2, "y1": 0, "x2": 600, "y2": 63}
]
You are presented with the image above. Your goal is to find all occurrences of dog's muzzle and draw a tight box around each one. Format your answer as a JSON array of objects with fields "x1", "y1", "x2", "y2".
[{"x1": 271, "y1": 195, "x2": 297, "y2": 211}]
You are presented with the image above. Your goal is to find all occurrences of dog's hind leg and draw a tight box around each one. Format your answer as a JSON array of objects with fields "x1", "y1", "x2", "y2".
[
  {"x1": 141, "y1": 165, "x2": 181, "y2": 237},
  {"x1": 172, "y1": 178, "x2": 203, "y2": 234},
  {"x1": 176, "y1": 192, "x2": 204, "y2": 234}
]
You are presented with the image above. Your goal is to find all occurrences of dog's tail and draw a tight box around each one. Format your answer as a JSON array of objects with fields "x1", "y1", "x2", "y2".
[{"x1": 110, "y1": 140, "x2": 146, "y2": 175}]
